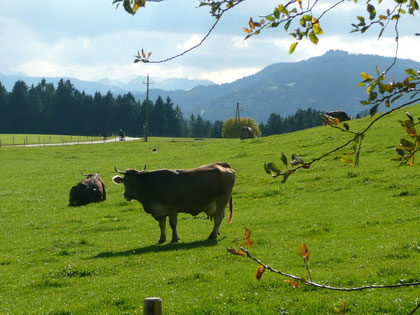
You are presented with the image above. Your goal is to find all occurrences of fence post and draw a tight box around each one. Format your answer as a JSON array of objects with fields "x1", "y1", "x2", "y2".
[
  {"x1": 144, "y1": 297, "x2": 162, "y2": 315},
  {"x1": 13, "y1": 136, "x2": 14, "y2": 145}
]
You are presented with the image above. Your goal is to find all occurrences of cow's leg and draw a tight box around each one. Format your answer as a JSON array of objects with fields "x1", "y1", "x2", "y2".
[
  {"x1": 158, "y1": 216, "x2": 167, "y2": 244},
  {"x1": 168, "y1": 212, "x2": 180, "y2": 243},
  {"x1": 209, "y1": 197, "x2": 232, "y2": 239},
  {"x1": 208, "y1": 203, "x2": 226, "y2": 239}
]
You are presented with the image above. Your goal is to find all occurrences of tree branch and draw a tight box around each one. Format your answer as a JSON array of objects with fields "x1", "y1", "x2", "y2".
[
  {"x1": 144, "y1": 0, "x2": 245, "y2": 63},
  {"x1": 239, "y1": 246, "x2": 420, "y2": 292}
]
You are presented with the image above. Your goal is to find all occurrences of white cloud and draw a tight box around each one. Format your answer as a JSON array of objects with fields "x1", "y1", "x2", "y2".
[
  {"x1": 176, "y1": 35, "x2": 202, "y2": 51},
  {"x1": 0, "y1": 1, "x2": 418, "y2": 85}
]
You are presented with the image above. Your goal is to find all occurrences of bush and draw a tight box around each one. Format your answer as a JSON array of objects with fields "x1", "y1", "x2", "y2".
[{"x1": 222, "y1": 117, "x2": 262, "y2": 138}]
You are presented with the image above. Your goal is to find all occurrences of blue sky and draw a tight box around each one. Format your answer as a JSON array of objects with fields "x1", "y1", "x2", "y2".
[{"x1": 0, "y1": 0, "x2": 419, "y2": 84}]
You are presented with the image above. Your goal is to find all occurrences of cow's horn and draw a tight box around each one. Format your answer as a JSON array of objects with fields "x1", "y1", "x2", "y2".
[
  {"x1": 81, "y1": 171, "x2": 88, "y2": 176},
  {"x1": 142, "y1": 165, "x2": 147, "y2": 172},
  {"x1": 114, "y1": 166, "x2": 126, "y2": 175}
]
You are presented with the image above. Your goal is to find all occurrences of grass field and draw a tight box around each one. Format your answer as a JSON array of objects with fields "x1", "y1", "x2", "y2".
[{"x1": 0, "y1": 105, "x2": 419, "y2": 314}]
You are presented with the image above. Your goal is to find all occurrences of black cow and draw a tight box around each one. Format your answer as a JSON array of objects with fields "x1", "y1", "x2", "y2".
[
  {"x1": 69, "y1": 172, "x2": 106, "y2": 206},
  {"x1": 112, "y1": 162, "x2": 236, "y2": 243}
]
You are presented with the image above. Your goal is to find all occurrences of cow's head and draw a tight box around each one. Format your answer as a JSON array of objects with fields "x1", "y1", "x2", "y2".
[
  {"x1": 81, "y1": 171, "x2": 97, "y2": 179},
  {"x1": 112, "y1": 166, "x2": 146, "y2": 201}
]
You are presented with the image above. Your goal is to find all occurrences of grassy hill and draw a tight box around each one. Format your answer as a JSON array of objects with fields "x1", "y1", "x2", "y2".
[{"x1": 0, "y1": 105, "x2": 419, "y2": 313}]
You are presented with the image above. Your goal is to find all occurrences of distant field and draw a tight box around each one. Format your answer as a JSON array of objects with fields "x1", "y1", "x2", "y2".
[
  {"x1": 0, "y1": 134, "x2": 108, "y2": 146},
  {"x1": 0, "y1": 105, "x2": 419, "y2": 314}
]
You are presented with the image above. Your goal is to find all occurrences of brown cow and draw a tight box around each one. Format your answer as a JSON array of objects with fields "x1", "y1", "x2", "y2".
[
  {"x1": 112, "y1": 162, "x2": 236, "y2": 243},
  {"x1": 69, "y1": 172, "x2": 106, "y2": 206}
]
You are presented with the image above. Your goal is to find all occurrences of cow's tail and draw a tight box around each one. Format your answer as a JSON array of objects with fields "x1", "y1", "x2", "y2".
[{"x1": 227, "y1": 196, "x2": 233, "y2": 223}]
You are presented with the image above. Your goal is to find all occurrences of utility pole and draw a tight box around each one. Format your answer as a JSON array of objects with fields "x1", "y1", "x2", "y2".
[
  {"x1": 234, "y1": 102, "x2": 243, "y2": 134},
  {"x1": 143, "y1": 74, "x2": 153, "y2": 142}
]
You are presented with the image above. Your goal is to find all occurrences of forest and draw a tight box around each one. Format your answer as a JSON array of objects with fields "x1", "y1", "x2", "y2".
[{"x1": 0, "y1": 79, "x2": 323, "y2": 138}]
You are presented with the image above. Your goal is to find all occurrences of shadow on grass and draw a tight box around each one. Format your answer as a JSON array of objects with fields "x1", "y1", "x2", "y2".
[{"x1": 92, "y1": 238, "x2": 222, "y2": 259}]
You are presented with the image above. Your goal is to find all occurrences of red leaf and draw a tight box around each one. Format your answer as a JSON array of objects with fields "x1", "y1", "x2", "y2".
[
  {"x1": 244, "y1": 228, "x2": 254, "y2": 247},
  {"x1": 285, "y1": 280, "x2": 300, "y2": 288},
  {"x1": 298, "y1": 243, "x2": 310, "y2": 262},
  {"x1": 227, "y1": 247, "x2": 245, "y2": 257},
  {"x1": 255, "y1": 265, "x2": 265, "y2": 281}
]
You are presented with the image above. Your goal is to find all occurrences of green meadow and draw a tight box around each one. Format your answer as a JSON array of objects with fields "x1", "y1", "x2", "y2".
[{"x1": 0, "y1": 105, "x2": 419, "y2": 314}]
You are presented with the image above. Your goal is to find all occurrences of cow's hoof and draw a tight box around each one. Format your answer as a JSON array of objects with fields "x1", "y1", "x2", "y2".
[
  {"x1": 158, "y1": 239, "x2": 166, "y2": 244},
  {"x1": 171, "y1": 238, "x2": 180, "y2": 243},
  {"x1": 208, "y1": 234, "x2": 217, "y2": 239}
]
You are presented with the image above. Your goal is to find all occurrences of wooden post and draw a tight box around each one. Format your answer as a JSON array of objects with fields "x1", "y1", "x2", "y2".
[{"x1": 144, "y1": 297, "x2": 162, "y2": 315}]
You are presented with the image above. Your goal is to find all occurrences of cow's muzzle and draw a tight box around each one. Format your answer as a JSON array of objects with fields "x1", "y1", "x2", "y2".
[{"x1": 123, "y1": 193, "x2": 133, "y2": 201}]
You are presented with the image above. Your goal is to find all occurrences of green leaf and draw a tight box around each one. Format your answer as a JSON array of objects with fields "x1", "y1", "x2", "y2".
[
  {"x1": 123, "y1": 0, "x2": 134, "y2": 15},
  {"x1": 367, "y1": 4, "x2": 376, "y2": 20},
  {"x1": 300, "y1": 15, "x2": 312, "y2": 27},
  {"x1": 361, "y1": 72, "x2": 374, "y2": 81},
  {"x1": 405, "y1": 68, "x2": 418, "y2": 76},
  {"x1": 264, "y1": 162, "x2": 281, "y2": 174},
  {"x1": 309, "y1": 31, "x2": 319, "y2": 44},
  {"x1": 281, "y1": 153, "x2": 288, "y2": 167},
  {"x1": 370, "y1": 104, "x2": 379, "y2": 116},
  {"x1": 273, "y1": 8, "x2": 280, "y2": 19},
  {"x1": 284, "y1": 20, "x2": 292, "y2": 31},
  {"x1": 341, "y1": 156, "x2": 353, "y2": 164},
  {"x1": 289, "y1": 42, "x2": 298, "y2": 54},
  {"x1": 357, "y1": 16, "x2": 365, "y2": 25},
  {"x1": 313, "y1": 24, "x2": 323, "y2": 35}
]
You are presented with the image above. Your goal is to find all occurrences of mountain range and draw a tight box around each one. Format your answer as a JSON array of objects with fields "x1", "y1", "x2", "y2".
[
  {"x1": 1, "y1": 50, "x2": 419, "y2": 122},
  {"x1": 0, "y1": 73, "x2": 214, "y2": 95},
  {"x1": 132, "y1": 50, "x2": 419, "y2": 122}
]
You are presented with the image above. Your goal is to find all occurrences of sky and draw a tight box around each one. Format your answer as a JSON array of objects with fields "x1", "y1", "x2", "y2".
[{"x1": 0, "y1": 0, "x2": 419, "y2": 85}]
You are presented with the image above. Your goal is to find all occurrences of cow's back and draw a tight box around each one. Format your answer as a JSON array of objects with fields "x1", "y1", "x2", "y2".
[{"x1": 174, "y1": 163, "x2": 235, "y2": 211}]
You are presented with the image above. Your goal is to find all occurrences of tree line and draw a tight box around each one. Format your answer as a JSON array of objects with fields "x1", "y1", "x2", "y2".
[{"x1": 0, "y1": 79, "x2": 323, "y2": 137}]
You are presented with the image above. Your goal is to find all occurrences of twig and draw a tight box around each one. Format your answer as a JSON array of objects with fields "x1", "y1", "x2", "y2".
[
  {"x1": 291, "y1": 97, "x2": 420, "y2": 171},
  {"x1": 146, "y1": 0, "x2": 245, "y2": 63},
  {"x1": 239, "y1": 246, "x2": 420, "y2": 292}
]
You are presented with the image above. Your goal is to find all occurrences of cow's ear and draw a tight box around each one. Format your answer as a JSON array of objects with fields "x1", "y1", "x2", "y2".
[{"x1": 112, "y1": 175, "x2": 124, "y2": 184}]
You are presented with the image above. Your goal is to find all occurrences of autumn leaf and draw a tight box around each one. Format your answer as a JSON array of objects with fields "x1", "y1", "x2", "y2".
[
  {"x1": 285, "y1": 280, "x2": 300, "y2": 288},
  {"x1": 343, "y1": 122, "x2": 350, "y2": 131},
  {"x1": 249, "y1": 18, "x2": 255, "y2": 30},
  {"x1": 255, "y1": 265, "x2": 265, "y2": 281},
  {"x1": 243, "y1": 27, "x2": 252, "y2": 34},
  {"x1": 298, "y1": 243, "x2": 310, "y2": 262},
  {"x1": 227, "y1": 247, "x2": 246, "y2": 256},
  {"x1": 244, "y1": 228, "x2": 254, "y2": 247},
  {"x1": 133, "y1": 0, "x2": 146, "y2": 14}
]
